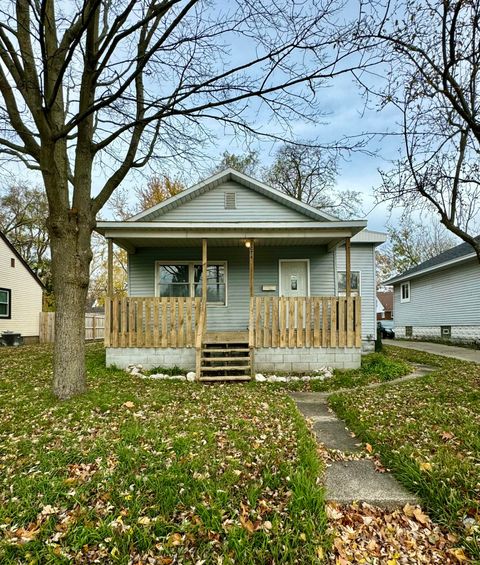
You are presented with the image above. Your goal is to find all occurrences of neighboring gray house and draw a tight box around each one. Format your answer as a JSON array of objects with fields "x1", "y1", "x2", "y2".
[
  {"x1": 96, "y1": 169, "x2": 386, "y2": 380},
  {"x1": 386, "y1": 238, "x2": 480, "y2": 343}
]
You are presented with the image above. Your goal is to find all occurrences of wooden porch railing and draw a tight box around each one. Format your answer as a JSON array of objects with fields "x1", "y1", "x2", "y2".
[
  {"x1": 105, "y1": 295, "x2": 361, "y2": 350},
  {"x1": 251, "y1": 296, "x2": 361, "y2": 348},
  {"x1": 105, "y1": 296, "x2": 202, "y2": 348}
]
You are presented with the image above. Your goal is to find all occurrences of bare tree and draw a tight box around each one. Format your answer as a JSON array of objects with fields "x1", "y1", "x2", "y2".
[
  {"x1": 265, "y1": 143, "x2": 363, "y2": 218},
  {"x1": 0, "y1": 0, "x2": 364, "y2": 398},
  {"x1": 376, "y1": 213, "x2": 456, "y2": 284},
  {"x1": 354, "y1": 0, "x2": 480, "y2": 260}
]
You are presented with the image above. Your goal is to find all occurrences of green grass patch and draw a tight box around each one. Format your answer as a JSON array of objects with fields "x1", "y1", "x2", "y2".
[
  {"x1": 0, "y1": 343, "x2": 328, "y2": 563},
  {"x1": 260, "y1": 351, "x2": 411, "y2": 392},
  {"x1": 143, "y1": 365, "x2": 188, "y2": 376},
  {"x1": 329, "y1": 345, "x2": 480, "y2": 559}
]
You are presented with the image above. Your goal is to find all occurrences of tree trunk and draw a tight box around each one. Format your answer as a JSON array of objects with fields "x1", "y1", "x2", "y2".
[{"x1": 49, "y1": 215, "x2": 93, "y2": 400}]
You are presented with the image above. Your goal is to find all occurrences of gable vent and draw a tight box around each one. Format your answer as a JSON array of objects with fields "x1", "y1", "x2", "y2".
[{"x1": 224, "y1": 192, "x2": 237, "y2": 209}]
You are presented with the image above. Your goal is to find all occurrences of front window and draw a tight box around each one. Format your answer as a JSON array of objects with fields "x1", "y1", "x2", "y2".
[
  {"x1": 0, "y1": 288, "x2": 11, "y2": 318},
  {"x1": 400, "y1": 282, "x2": 410, "y2": 303},
  {"x1": 158, "y1": 265, "x2": 190, "y2": 297},
  {"x1": 157, "y1": 262, "x2": 226, "y2": 305},
  {"x1": 337, "y1": 271, "x2": 360, "y2": 296}
]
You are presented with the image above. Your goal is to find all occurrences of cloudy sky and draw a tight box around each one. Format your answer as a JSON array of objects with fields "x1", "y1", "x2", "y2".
[{"x1": 209, "y1": 71, "x2": 405, "y2": 233}]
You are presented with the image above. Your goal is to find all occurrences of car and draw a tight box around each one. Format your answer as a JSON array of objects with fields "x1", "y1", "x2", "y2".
[{"x1": 378, "y1": 320, "x2": 395, "y2": 339}]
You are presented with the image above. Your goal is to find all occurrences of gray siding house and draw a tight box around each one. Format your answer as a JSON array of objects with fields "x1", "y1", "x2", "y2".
[
  {"x1": 386, "y1": 238, "x2": 480, "y2": 343},
  {"x1": 97, "y1": 169, "x2": 386, "y2": 380}
]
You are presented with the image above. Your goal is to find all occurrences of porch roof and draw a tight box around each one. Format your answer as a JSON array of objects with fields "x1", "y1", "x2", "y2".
[{"x1": 95, "y1": 220, "x2": 368, "y2": 253}]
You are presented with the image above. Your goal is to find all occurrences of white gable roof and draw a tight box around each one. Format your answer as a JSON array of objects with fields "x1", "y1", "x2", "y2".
[{"x1": 129, "y1": 168, "x2": 340, "y2": 223}]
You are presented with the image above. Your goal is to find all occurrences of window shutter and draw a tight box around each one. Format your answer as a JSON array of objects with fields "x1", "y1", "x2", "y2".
[{"x1": 224, "y1": 192, "x2": 236, "y2": 209}]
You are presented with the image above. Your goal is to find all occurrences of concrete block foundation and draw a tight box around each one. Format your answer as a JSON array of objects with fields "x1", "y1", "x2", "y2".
[
  {"x1": 106, "y1": 347, "x2": 196, "y2": 371},
  {"x1": 395, "y1": 325, "x2": 480, "y2": 344},
  {"x1": 107, "y1": 345, "x2": 362, "y2": 372},
  {"x1": 254, "y1": 347, "x2": 361, "y2": 371}
]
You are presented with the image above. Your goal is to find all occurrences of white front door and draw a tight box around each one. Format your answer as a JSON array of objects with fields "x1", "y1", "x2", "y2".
[{"x1": 279, "y1": 260, "x2": 309, "y2": 297}]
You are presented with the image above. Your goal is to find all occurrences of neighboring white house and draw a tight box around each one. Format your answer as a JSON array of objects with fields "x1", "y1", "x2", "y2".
[
  {"x1": 385, "y1": 238, "x2": 480, "y2": 343},
  {"x1": 0, "y1": 230, "x2": 44, "y2": 341}
]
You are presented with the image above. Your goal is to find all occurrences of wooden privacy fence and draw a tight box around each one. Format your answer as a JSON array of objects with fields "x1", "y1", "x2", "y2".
[
  {"x1": 105, "y1": 296, "x2": 202, "y2": 348},
  {"x1": 39, "y1": 312, "x2": 105, "y2": 343},
  {"x1": 250, "y1": 296, "x2": 361, "y2": 348}
]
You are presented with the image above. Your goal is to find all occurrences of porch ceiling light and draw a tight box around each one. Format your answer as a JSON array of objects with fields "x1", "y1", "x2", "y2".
[{"x1": 245, "y1": 240, "x2": 251, "y2": 248}]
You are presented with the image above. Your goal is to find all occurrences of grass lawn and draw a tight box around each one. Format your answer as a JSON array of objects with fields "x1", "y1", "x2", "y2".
[
  {"x1": 0, "y1": 343, "x2": 327, "y2": 564},
  {"x1": 329, "y1": 345, "x2": 480, "y2": 560},
  {"x1": 260, "y1": 351, "x2": 411, "y2": 392}
]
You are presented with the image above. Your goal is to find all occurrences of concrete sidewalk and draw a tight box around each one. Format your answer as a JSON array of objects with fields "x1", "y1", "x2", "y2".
[
  {"x1": 389, "y1": 340, "x2": 480, "y2": 364},
  {"x1": 291, "y1": 392, "x2": 418, "y2": 508}
]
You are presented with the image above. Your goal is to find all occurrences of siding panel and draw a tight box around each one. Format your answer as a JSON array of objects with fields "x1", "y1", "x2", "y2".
[
  {"x1": 394, "y1": 260, "x2": 480, "y2": 326},
  {"x1": 145, "y1": 181, "x2": 312, "y2": 222}
]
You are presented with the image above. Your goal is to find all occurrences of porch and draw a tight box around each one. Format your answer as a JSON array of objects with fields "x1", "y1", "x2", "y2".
[{"x1": 103, "y1": 235, "x2": 362, "y2": 380}]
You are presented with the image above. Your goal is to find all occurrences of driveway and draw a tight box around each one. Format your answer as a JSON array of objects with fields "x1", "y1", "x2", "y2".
[{"x1": 389, "y1": 340, "x2": 480, "y2": 364}]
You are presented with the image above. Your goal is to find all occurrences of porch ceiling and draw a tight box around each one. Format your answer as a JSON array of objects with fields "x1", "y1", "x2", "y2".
[
  {"x1": 96, "y1": 220, "x2": 367, "y2": 253},
  {"x1": 112, "y1": 236, "x2": 350, "y2": 250}
]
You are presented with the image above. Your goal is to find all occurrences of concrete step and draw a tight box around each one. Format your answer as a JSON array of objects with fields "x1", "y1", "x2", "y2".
[
  {"x1": 201, "y1": 365, "x2": 250, "y2": 371},
  {"x1": 201, "y1": 356, "x2": 250, "y2": 362},
  {"x1": 199, "y1": 375, "x2": 251, "y2": 381}
]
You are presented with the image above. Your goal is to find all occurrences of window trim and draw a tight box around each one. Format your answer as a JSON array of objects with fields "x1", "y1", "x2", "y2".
[
  {"x1": 0, "y1": 287, "x2": 11, "y2": 319},
  {"x1": 336, "y1": 270, "x2": 361, "y2": 296},
  {"x1": 400, "y1": 281, "x2": 411, "y2": 303},
  {"x1": 154, "y1": 261, "x2": 228, "y2": 307}
]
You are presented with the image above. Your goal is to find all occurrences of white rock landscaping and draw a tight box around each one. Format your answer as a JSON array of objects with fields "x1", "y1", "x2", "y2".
[
  {"x1": 125, "y1": 364, "x2": 193, "y2": 381},
  {"x1": 255, "y1": 367, "x2": 333, "y2": 383},
  {"x1": 125, "y1": 364, "x2": 334, "y2": 383}
]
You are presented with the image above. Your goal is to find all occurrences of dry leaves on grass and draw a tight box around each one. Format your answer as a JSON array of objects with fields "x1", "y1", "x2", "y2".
[{"x1": 327, "y1": 502, "x2": 469, "y2": 564}]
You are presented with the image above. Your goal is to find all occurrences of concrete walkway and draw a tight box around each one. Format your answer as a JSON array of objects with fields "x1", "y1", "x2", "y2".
[
  {"x1": 291, "y1": 391, "x2": 418, "y2": 508},
  {"x1": 389, "y1": 340, "x2": 480, "y2": 364},
  {"x1": 289, "y1": 364, "x2": 436, "y2": 508}
]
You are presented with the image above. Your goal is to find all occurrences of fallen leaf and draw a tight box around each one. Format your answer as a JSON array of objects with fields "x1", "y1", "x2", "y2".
[
  {"x1": 239, "y1": 515, "x2": 255, "y2": 534},
  {"x1": 327, "y1": 505, "x2": 344, "y2": 521},
  {"x1": 413, "y1": 507, "x2": 430, "y2": 525},
  {"x1": 403, "y1": 503, "x2": 415, "y2": 517},
  {"x1": 419, "y1": 461, "x2": 432, "y2": 472},
  {"x1": 448, "y1": 547, "x2": 469, "y2": 562},
  {"x1": 365, "y1": 443, "x2": 373, "y2": 453},
  {"x1": 168, "y1": 533, "x2": 182, "y2": 546}
]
